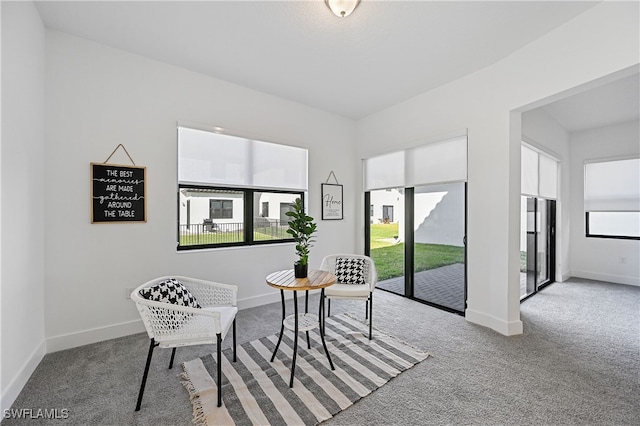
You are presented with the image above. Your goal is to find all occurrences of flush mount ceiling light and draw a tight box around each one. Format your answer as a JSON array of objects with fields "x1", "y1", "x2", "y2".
[{"x1": 325, "y1": 0, "x2": 360, "y2": 18}]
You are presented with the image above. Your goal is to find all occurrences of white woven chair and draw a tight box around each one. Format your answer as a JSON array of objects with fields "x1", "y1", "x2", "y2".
[
  {"x1": 131, "y1": 276, "x2": 238, "y2": 411},
  {"x1": 319, "y1": 254, "x2": 378, "y2": 340}
]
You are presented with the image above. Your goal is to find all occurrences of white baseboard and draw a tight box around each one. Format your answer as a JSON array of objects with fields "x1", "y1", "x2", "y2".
[
  {"x1": 465, "y1": 308, "x2": 523, "y2": 336},
  {"x1": 1, "y1": 339, "x2": 46, "y2": 414},
  {"x1": 238, "y1": 289, "x2": 321, "y2": 310},
  {"x1": 558, "y1": 270, "x2": 572, "y2": 282},
  {"x1": 46, "y1": 319, "x2": 146, "y2": 353},
  {"x1": 237, "y1": 291, "x2": 282, "y2": 310},
  {"x1": 570, "y1": 270, "x2": 639, "y2": 287},
  {"x1": 45, "y1": 291, "x2": 302, "y2": 353}
]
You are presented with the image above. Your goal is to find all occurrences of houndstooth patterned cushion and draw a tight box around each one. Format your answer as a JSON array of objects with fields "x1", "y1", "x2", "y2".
[
  {"x1": 139, "y1": 278, "x2": 201, "y2": 308},
  {"x1": 335, "y1": 257, "x2": 366, "y2": 285}
]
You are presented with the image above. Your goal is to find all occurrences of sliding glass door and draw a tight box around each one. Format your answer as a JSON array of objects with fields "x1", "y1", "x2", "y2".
[
  {"x1": 368, "y1": 188, "x2": 405, "y2": 297},
  {"x1": 364, "y1": 135, "x2": 468, "y2": 315},
  {"x1": 368, "y1": 184, "x2": 467, "y2": 314},
  {"x1": 520, "y1": 196, "x2": 555, "y2": 300},
  {"x1": 412, "y1": 183, "x2": 466, "y2": 311}
]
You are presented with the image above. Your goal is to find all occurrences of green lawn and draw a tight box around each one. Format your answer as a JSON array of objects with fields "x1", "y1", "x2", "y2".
[
  {"x1": 371, "y1": 243, "x2": 465, "y2": 281},
  {"x1": 370, "y1": 223, "x2": 464, "y2": 281},
  {"x1": 370, "y1": 223, "x2": 399, "y2": 249}
]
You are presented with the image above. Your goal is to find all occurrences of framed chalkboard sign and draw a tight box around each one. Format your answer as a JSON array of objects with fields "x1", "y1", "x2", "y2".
[{"x1": 91, "y1": 163, "x2": 146, "y2": 223}]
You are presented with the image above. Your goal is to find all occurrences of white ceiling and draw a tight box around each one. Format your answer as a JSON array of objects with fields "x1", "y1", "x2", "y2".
[
  {"x1": 35, "y1": 0, "x2": 604, "y2": 121},
  {"x1": 541, "y1": 73, "x2": 639, "y2": 133}
]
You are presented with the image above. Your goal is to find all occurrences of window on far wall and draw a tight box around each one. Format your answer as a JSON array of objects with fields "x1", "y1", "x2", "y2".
[
  {"x1": 210, "y1": 199, "x2": 233, "y2": 219},
  {"x1": 177, "y1": 125, "x2": 308, "y2": 250},
  {"x1": 584, "y1": 157, "x2": 640, "y2": 240}
]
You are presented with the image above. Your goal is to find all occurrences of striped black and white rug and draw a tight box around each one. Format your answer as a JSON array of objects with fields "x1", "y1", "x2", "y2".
[{"x1": 181, "y1": 313, "x2": 430, "y2": 426}]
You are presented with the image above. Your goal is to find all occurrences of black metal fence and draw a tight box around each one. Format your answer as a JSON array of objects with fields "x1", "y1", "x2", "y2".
[{"x1": 179, "y1": 219, "x2": 290, "y2": 246}]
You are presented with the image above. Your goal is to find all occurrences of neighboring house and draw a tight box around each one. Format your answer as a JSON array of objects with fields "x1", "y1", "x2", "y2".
[{"x1": 179, "y1": 189, "x2": 295, "y2": 231}]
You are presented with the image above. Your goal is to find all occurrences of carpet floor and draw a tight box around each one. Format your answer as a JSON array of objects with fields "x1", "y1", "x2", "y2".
[{"x1": 3, "y1": 278, "x2": 639, "y2": 425}]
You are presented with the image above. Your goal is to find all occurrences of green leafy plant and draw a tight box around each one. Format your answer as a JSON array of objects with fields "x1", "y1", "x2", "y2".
[{"x1": 285, "y1": 198, "x2": 317, "y2": 266}]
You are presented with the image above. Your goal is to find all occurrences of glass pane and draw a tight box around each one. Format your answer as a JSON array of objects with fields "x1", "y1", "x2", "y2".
[
  {"x1": 178, "y1": 187, "x2": 244, "y2": 246},
  {"x1": 588, "y1": 211, "x2": 640, "y2": 238},
  {"x1": 537, "y1": 198, "x2": 549, "y2": 285},
  {"x1": 253, "y1": 192, "x2": 299, "y2": 242},
  {"x1": 413, "y1": 183, "x2": 465, "y2": 312},
  {"x1": 369, "y1": 188, "x2": 405, "y2": 296}
]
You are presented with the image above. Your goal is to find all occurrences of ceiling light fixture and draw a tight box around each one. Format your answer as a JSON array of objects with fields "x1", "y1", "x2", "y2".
[{"x1": 325, "y1": 0, "x2": 360, "y2": 18}]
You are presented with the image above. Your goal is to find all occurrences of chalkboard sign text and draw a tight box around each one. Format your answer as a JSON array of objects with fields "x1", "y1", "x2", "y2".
[{"x1": 91, "y1": 163, "x2": 146, "y2": 223}]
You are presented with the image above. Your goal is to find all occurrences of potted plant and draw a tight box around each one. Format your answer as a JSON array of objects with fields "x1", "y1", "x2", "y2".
[{"x1": 286, "y1": 197, "x2": 317, "y2": 278}]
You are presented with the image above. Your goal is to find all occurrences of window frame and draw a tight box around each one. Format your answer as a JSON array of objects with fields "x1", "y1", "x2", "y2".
[
  {"x1": 177, "y1": 184, "x2": 304, "y2": 250},
  {"x1": 585, "y1": 211, "x2": 640, "y2": 240},
  {"x1": 177, "y1": 124, "x2": 309, "y2": 251}
]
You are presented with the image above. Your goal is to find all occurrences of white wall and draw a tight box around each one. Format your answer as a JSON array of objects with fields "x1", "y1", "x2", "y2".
[
  {"x1": 414, "y1": 184, "x2": 465, "y2": 247},
  {"x1": 522, "y1": 108, "x2": 571, "y2": 281},
  {"x1": 356, "y1": 2, "x2": 639, "y2": 335},
  {"x1": 0, "y1": 1, "x2": 47, "y2": 413},
  {"x1": 44, "y1": 30, "x2": 357, "y2": 351},
  {"x1": 569, "y1": 120, "x2": 640, "y2": 286}
]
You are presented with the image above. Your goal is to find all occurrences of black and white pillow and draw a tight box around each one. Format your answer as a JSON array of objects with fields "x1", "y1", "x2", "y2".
[
  {"x1": 335, "y1": 257, "x2": 366, "y2": 285},
  {"x1": 139, "y1": 278, "x2": 201, "y2": 309}
]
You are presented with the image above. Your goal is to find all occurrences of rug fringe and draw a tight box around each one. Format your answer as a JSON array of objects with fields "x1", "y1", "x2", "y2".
[{"x1": 180, "y1": 368, "x2": 209, "y2": 426}]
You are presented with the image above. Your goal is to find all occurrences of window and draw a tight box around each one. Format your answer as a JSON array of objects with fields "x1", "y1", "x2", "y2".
[
  {"x1": 177, "y1": 126, "x2": 308, "y2": 249},
  {"x1": 585, "y1": 157, "x2": 640, "y2": 239},
  {"x1": 210, "y1": 199, "x2": 233, "y2": 219}
]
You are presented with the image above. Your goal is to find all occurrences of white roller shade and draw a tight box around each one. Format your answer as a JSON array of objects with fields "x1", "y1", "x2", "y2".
[
  {"x1": 252, "y1": 140, "x2": 308, "y2": 190},
  {"x1": 364, "y1": 151, "x2": 405, "y2": 191},
  {"x1": 178, "y1": 126, "x2": 308, "y2": 191},
  {"x1": 539, "y1": 154, "x2": 558, "y2": 199},
  {"x1": 521, "y1": 144, "x2": 558, "y2": 200},
  {"x1": 407, "y1": 136, "x2": 467, "y2": 187},
  {"x1": 364, "y1": 136, "x2": 467, "y2": 191},
  {"x1": 585, "y1": 158, "x2": 640, "y2": 211},
  {"x1": 521, "y1": 145, "x2": 539, "y2": 197}
]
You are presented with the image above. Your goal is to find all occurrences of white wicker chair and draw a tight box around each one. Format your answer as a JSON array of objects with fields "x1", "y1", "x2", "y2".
[
  {"x1": 131, "y1": 276, "x2": 238, "y2": 411},
  {"x1": 319, "y1": 254, "x2": 378, "y2": 339}
]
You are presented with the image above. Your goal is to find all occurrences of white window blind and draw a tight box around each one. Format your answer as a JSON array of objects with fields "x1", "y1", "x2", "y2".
[
  {"x1": 539, "y1": 154, "x2": 558, "y2": 199},
  {"x1": 585, "y1": 158, "x2": 640, "y2": 211},
  {"x1": 364, "y1": 136, "x2": 467, "y2": 191},
  {"x1": 363, "y1": 151, "x2": 405, "y2": 191},
  {"x1": 178, "y1": 126, "x2": 308, "y2": 191},
  {"x1": 521, "y1": 144, "x2": 558, "y2": 200},
  {"x1": 407, "y1": 136, "x2": 467, "y2": 187}
]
